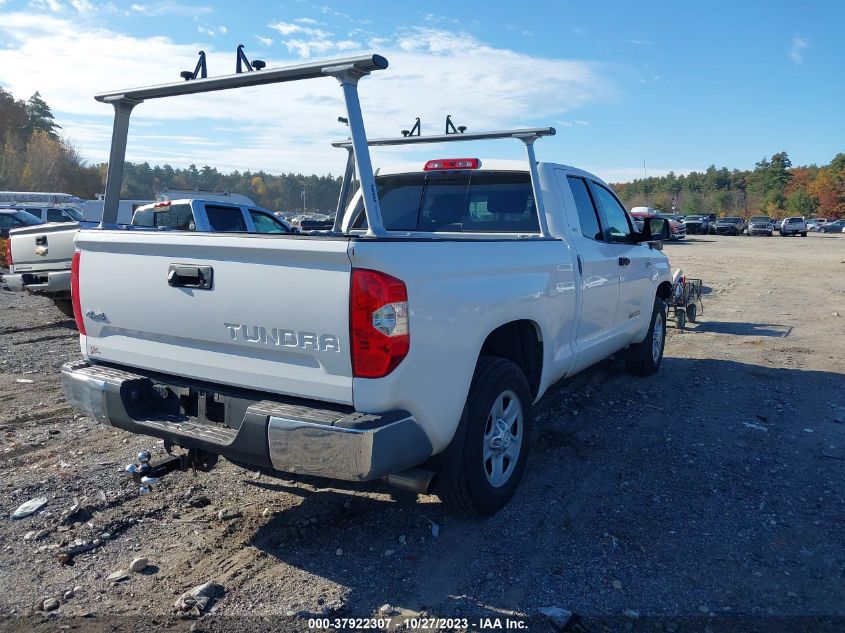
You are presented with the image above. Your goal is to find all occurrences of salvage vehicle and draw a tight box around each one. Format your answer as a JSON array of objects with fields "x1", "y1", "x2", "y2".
[
  {"x1": 131, "y1": 199, "x2": 293, "y2": 233},
  {"x1": 780, "y1": 217, "x2": 808, "y2": 237},
  {"x1": 682, "y1": 215, "x2": 710, "y2": 234},
  {"x1": 631, "y1": 208, "x2": 686, "y2": 240},
  {"x1": 2, "y1": 220, "x2": 78, "y2": 317},
  {"x1": 747, "y1": 216, "x2": 774, "y2": 236},
  {"x1": 807, "y1": 218, "x2": 827, "y2": 232},
  {"x1": 0, "y1": 208, "x2": 43, "y2": 239},
  {"x1": 61, "y1": 53, "x2": 673, "y2": 515},
  {"x1": 712, "y1": 217, "x2": 744, "y2": 235},
  {"x1": 0, "y1": 205, "x2": 83, "y2": 224},
  {"x1": 817, "y1": 219, "x2": 845, "y2": 233}
]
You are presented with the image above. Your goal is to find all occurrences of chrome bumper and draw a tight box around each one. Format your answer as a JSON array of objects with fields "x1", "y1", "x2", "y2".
[
  {"x1": 2, "y1": 270, "x2": 70, "y2": 293},
  {"x1": 61, "y1": 361, "x2": 431, "y2": 481}
]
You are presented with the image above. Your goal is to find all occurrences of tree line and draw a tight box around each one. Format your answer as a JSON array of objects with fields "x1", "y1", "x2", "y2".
[
  {"x1": 613, "y1": 151, "x2": 845, "y2": 218},
  {"x1": 2, "y1": 87, "x2": 843, "y2": 218}
]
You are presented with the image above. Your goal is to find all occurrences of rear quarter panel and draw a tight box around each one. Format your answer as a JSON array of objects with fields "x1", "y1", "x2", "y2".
[{"x1": 348, "y1": 238, "x2": 577, "y2": 453}]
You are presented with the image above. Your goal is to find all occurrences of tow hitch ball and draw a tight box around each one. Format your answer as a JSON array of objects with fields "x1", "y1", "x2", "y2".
[{"x1": 125, "y1": 449, "x2": 218, "y2": 494}]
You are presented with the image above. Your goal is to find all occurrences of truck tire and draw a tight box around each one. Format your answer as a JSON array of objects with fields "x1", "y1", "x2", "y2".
[
  {"x1": 801, "y1": 232, "x2": 807, "y2": 237},
  {"x1": 625, "y1": 298, "x2": 667, "y2": 376},
  {"x1": 52, "y1": 296, "x2": 75, "y2": 319},
  {"x1": 438, "y1": 357, "x2": 532, "y2": 516}
]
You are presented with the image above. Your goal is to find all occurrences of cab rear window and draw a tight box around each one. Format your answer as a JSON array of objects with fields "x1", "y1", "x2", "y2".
[
  {"x1": 132, "y1": 204, "x2": 193, "y2": 229},
  {"x1": 353, "y1": 171, "x2": 539, "y2": 233}
]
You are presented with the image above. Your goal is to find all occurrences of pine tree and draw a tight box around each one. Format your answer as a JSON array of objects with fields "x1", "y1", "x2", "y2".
[{"x1": 25, "y1": 92, "x2": 61, "y2": 139}]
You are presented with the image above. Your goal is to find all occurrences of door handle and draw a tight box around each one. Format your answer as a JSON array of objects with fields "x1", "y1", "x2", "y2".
[
  {"x1": 618, "y1": 257, "x2": 631, "y2": 266},
  {"x1": 576, "y1": 255, "x2": 583, "y2": 275},
  {"x1": 167, "y1": 264, "x2": 213, "y2": 290}
]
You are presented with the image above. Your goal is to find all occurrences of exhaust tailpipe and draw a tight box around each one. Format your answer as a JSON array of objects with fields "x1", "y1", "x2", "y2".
[{"x1": 383, "y1": 467, "x2": 435, "y2": 494}]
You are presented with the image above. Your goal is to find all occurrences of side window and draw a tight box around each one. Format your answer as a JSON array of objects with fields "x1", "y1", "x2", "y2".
[
  {"x1": 250, "y1": 210, "x2": 289, "y2": 234},
  {"x1": 205, "y1": 205, "x2": 247, "y2": 232},
  {"x1": 591, "y1": 183, "x2": 632, "y2": 242},
  {"x1": 47, "y1": 208, "x2": 66, "y2": 222},
  {"x1": 567, "y1": 176, "x2": 603, "y2": 241}
]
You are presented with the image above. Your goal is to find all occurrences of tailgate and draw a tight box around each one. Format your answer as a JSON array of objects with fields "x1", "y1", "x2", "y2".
[
  {"x1": 9, "y1": 223, "x2": 78, "y2": 273},
  {"x1": 75, "y1": 230, "x2": 353, "y2": 404}
]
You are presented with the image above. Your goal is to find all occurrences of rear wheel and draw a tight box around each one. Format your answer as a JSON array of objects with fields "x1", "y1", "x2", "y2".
[
  {"x1": 801, "y1": 232, "x2": 807, "y2": 237},
  {"x1": 438, "y1": 357, "x2": 532, "y2": 516},
  {"x1": 625, "y1": 298, "x2": 667, "y2": 376}
]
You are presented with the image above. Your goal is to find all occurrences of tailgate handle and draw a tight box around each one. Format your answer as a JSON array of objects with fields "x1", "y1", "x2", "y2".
[
  {"x1": 35, "y1": 235, "x2": 47, "y2": 246},
  {"x1": 618, "y1": 257, "x2": 631, "y2": 267},
  {"x1": 167, "y1": 264, "x2": 213, "y2": 290}
]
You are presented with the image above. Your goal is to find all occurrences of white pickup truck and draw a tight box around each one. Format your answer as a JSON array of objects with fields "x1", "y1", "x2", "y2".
[{"x1": 62, "y1": 54, "x2": 672, "y2": 514}]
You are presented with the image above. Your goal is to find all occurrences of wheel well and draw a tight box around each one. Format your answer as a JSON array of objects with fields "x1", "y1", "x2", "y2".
[
  {"x1": 479, "y1": 320, "x2": 542, "y2": 399},
  {"x1": 656, "y1": 281, "x2": 672, "y2": 302}
]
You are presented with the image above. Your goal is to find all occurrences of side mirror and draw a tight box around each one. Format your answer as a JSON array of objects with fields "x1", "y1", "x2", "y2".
[{"x1": 633, "y1": 217, "x2": 670, "y2": 243}]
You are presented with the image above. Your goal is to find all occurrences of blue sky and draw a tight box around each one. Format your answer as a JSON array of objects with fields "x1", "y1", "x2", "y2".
[{"x1": 0, "y1": 0, "x2": 842, "y2": 182}]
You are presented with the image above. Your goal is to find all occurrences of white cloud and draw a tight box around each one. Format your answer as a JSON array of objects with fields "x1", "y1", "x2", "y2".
[
  {"x1": 268, "y1": 20, "x2": 305, "y2": 36},
  {"x1": 788, "y1": 36, "x2": 808, "y2": 64},
  {"x1": 196, "y1": 24, "x2": 227, "y2": 37},
  {"x1": 30, "y1": 0, "x2": 64, "y2": 11},
  {"x1": 255, "y1": 35, "x2": 273, "y2": 46},
  {"x1": 130, "y1": 2, "x2": 212, "y2": 17},
  {"x1": 0, "y1": 14, "x2": 611, "y2": 176},
  {"x1": 70, "y1": 0, "x2": 93, "y2": 11},
  {"x1": 294, "y1": 17, "x2": 318, "y2": 24}
]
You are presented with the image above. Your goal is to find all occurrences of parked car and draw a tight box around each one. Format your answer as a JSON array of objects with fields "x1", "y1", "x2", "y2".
[
  {"x1": 131, "y1": 199, "x2": 293, "y2": 233},
  {"x1": 807, "y1": 218, "x2": 828, "y2": 231},
  {"x1": 0, "y1": 205, "x2": 82, "y2": 224},
  {"x1": 0, "y1": 208, "x2": 43, "y2": 239},
  {"x1": 61, "y1": 53, "x2": 674, "y2": 516},
  {"x1": 747, "y1": 216, "x2": 774, "y2": 237},
  {"x1": 780, "y1": 216, "x2": 808, "y2": 237},
  {"x1": 631, "y1": 208, "x2": 686, "y2": 240},
  {"x1": 683, "y1": 215, "x2": 710, "y2": 234},
  {"x1": 818, "y1": 219, "x2": 845, "y2": 233},
  {"x1": 712, "y1": 217, "x2": 744, "y2": 235}
]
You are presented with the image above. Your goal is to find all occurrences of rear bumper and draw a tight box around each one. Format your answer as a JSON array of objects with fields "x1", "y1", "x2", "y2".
[
  {"x1": 748, "y1": 227, "x2": 773, "y2": 235},
  {"x1": 2, "y1": 270, "x2": 70, "y2": 293},
  {"x1": 61, "y1": 361, "x2": 432, "y2": 481}
]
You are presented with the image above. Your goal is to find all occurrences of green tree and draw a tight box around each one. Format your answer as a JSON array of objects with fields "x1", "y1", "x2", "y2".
[
  {"x1": 785, "y1": 190, "x2": 818, "y2": 216},
  {"x1": 25, "y1": 91, "x2": 61, "y2": 138}
]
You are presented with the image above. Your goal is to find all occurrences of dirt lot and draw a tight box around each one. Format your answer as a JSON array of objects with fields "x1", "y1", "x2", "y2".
[{"x1": 1, "y1": 233, "x2": 844, "y2": 633}]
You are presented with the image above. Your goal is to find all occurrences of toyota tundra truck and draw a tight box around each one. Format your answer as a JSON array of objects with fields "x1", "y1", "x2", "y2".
[{"x1": 61, "y1": 53, "x2": 672, "y2": 515}]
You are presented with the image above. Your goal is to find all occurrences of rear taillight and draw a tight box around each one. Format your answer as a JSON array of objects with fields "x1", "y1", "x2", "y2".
[
  {"x1": 71, "y1": 251, "x2": 86, "y2": 335},
  {"x1": 4, "y1": 238, "x2": 11, "y2": 266},
  {"x1": 350, "y1": 269, "x2": 409, "y2": 378}
]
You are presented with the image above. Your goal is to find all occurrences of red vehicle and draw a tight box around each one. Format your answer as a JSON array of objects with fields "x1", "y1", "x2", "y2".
[{"x1": 630, "y1": 207, "x2": 686, "y2": 240}]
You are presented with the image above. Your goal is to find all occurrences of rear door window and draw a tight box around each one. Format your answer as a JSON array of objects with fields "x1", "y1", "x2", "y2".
[
  {"x1": 353, "y1": 170, "x2": 539, "y2": 233},
  {"x1": 47, "y1": 208, "x2": 66, "y2": 222},
  {"x1": 205, "y1": 205, "x2": 248, "y2": 232}
]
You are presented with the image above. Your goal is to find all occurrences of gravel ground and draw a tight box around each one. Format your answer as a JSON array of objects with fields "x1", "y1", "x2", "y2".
[{"x1": 0, "y1": 233, "x2": 844, "y2": 633}]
